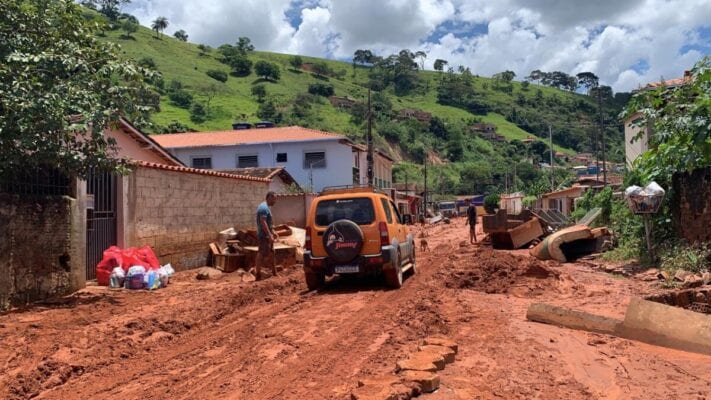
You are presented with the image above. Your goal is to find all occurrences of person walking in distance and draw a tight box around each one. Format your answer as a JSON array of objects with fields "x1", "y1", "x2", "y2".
[
  {"x1": 256, "y1": 192, "x2": 278, "y2": 280},
  {"x1": 465, "y1": 202, "x2": 478, "y2": 244}
]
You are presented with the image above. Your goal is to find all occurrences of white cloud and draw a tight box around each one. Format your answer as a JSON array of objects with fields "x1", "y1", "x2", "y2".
[{"x1": 122, "y1": 0, "x2": 711, "y2": 91}]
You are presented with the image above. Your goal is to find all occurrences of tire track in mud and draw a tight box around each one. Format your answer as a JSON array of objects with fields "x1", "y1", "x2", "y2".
[{"x1": 34, "y1": 244, "x2": 453, "y2": 400}]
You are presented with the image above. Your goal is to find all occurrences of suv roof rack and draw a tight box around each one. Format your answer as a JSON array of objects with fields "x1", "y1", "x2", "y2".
[{"x1": 319, "y1": 184, "x2": 381, "y2": 196}]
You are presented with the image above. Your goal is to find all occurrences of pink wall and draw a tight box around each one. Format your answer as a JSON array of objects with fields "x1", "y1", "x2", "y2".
[{"x1": 106, "y1": 128, "x2": 168, "y2": 164}]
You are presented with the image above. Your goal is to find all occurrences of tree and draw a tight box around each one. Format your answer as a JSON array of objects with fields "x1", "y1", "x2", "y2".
[
  {"x1": 0, "y1": 0, "x2": 156, "y2": 179},
  {"x1": 527, "y1": 69, "x2": 543, "y2": 85},
  {"x1": 590, "y1": 85, "x2": 613, "y2": 102},
  {"x1": 251, "y1": 84, "x2": 267, "y2": 102},
  {"x1": 353, "y1": 49, "x2": 374, "y2": 69},
  {"x1": 173, "y1": 29, "x2": 188, "y2": 42},
  {"x1": 197, "y1": 83, "x2": 222, "y2": 114},
  {"x1": 228, "y1": 56, "x2": 252, "y2": 77},
  {"x1": 254, "y1": 61, "x2": 280, "y2": 81},
  {"x1": 151, "y1": 16, "x2": 168, "y2": 38},
  {"x1": 290, "y1": 55, "x2": 303, "y2": 70},
  {"x1": 433, "y1": 59, "x2": 448, "y2": 75},
  {"x1": 120, "y1": 19, "x2": 138, "y2": 39},
  {"x1": 307, "y1": 83, "x2": 334, "y2": 97},
  {"x1": 311, "y1": 62, "x2": 331, "y2": 78},
  {"x1": 494, "y1": 70, "x2": 516, "y2": 83},
  {"x1": 236, "y1": 36, "x2": 254, "y2": 53},
  {"x1": 414, "y1": 50, "x2": 427, "y2": 71},
  {"x1": 624, "y1": 56, "x2": 711, "y2": 184},
  {"x1": 83, "y1": 0, "x2": 131, "y2": 21},
  {"x1": 521, "y1": 80, "x2": 530, "y2": 91},
  {"x1": 576, "y1": 71, "x2": 599, "y2": 94},
  {"x1": 256, "y1": 99, "x2": 281, "y2": 122},
  {"x1": 168, "y1": 90, "x2": 193, "y2": 108}
]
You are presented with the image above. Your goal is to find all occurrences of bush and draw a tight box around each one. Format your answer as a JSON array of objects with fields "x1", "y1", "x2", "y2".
[
  {"x1": 484, "y1": 194, "x2": 500, "y2": 214},
  {"x1": 137, "y1": 57, "x2": 156, "y2": 69},
  {"x1": 307, "y1": 83, "x2": 334, "y2": 97},
  {"x1": 169, "y1": 89, "x2": 193, "y2": 108},
  {"x1": 189, "y1": 102, "x2": 207, "y2": 123},
  {"x1": 659, "y1": 242, "x2": 711, "y2": 274},
  {"x1": 206, "y1": 69, "x2": 228, "y2": 83}
]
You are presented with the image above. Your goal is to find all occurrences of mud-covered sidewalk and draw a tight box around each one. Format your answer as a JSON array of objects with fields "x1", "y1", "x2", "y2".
[{"x1": 2, "y1": 220, "x2": 710, "y2": 399}]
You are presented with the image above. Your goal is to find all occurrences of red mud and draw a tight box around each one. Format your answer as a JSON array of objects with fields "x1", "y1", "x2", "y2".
[{"x1": 1, "y1": 217, "x2": 710, "y2": 399}]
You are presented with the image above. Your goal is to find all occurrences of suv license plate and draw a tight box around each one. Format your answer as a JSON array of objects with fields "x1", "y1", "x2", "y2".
[{"x1": 335, "y1": 265, "x2": 359, "y2": 273}]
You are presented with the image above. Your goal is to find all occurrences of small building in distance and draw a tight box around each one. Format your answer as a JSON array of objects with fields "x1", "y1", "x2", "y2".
[
  {"x1": 328, "y1": 96, "x2": 359, "y2": 109},
  {"x1": 396, "y1": 108, "x2": 433, "y2": 124}
]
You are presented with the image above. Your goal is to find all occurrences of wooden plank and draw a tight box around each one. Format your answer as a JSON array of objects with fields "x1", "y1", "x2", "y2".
[{"x1": 209, "y1": 242, "x2": 221, "y2": 256}]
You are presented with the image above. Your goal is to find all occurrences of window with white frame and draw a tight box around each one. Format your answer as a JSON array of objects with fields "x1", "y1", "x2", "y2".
[
  {"x1": 237, "y1": 155, "x2": 258, "y2": 168},
  {"x1": 191, "y1": 156, "x2": 212, "y2": 169},
  {"x1": 304, "y1": 151, "x2": 326, "y2": 169}
]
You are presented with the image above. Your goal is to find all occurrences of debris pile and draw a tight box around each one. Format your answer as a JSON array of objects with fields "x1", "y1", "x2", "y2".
[
  {"x1": 95, "y1": 245, "x2": 175, "y2": 290},
  {"x1": 438, "y1": 248, "x2": 560, "y2": 293},
  {"x1": 208, "y1": 225, "x2": 304, "y2": 279}
]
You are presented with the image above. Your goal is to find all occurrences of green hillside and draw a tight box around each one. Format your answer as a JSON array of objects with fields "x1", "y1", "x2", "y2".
[{"x1": 93, "y1": 13, "x2": 625, "y2": 195}]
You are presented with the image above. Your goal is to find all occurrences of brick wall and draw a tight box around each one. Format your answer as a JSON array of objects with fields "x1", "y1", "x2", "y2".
[
  {"x1": 673, "y1": 166, "x2": 711, "y2": 243},
  {"x1": 0, "y1": 194, "x2": 84, "y2": 310},
  {"x1": 125, "y1": 166, "x2": 268, "y2": 270}
]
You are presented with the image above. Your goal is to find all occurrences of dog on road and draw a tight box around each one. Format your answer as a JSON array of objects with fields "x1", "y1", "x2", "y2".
[{"x1": 419, "y1": 238, "x2": 429, "y2": 252}]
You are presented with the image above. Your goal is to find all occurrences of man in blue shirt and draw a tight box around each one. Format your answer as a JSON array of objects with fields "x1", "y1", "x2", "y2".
[{"x1": 256, "y1": 191, "x2": 278, "y2": 280}]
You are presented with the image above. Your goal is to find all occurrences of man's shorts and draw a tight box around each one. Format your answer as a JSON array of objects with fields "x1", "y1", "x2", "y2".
[{"x1": 258, "y1": 238, "x2": 273, "y2": 257}]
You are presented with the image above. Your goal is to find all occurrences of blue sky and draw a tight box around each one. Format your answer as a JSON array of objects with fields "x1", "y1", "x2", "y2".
[{"x1": 125, "y1": 0, "x2": 710, "y2": 91}]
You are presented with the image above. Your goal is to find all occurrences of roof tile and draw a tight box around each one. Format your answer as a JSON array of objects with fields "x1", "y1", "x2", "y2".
[{"x1": 150, "y1": 126, "x2": 345, "y2": 149}]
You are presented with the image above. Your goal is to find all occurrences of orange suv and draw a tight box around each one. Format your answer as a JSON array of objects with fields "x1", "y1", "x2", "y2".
[{"x1": 303, "y1": 186, "x2": 416, "y2": 290}]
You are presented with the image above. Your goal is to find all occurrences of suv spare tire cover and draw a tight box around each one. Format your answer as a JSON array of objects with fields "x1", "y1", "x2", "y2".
[{"x1": 323, "y1": 219, "x2": 364, "y2": 263}]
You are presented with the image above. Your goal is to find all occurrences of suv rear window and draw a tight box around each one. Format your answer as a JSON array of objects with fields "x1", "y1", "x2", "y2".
[{"x1": 315, "y1": 198, "x2": 375, "y2": 226}]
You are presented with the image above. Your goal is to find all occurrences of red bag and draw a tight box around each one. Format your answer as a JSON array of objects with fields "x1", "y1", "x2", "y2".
[{"x1": 95, "y1": 245, "x2": 161, "y2": 286}]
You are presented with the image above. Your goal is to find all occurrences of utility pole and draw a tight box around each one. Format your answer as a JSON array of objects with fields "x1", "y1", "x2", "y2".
[
  {"x1": 367, "y1": 89, "x2": 374, "y2": 186},
  {"x1": 597, "y1": 89, "x2": 607, "y2": 187},
  {"x1": 423, "y1": 154, "x2": 427, "y2": 217},
  {"x1": 549, "y1": 125, "x2": 554, "y2": 191}
]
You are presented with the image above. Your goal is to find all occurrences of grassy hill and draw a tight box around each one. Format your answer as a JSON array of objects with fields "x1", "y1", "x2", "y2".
[{"x1": 95, "y1": 16, "x2": 625, "y2": 195}]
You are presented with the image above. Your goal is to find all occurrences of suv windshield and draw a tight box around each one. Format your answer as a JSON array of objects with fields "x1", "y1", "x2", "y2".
[{"x1": 315, "y1": 198, "x2": 375, "y2": 226}]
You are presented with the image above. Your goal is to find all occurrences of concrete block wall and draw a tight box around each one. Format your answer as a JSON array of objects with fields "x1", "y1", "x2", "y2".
[
  {"x1": 125, "y1": 166, "x2": 268, "y2": 270},
  {"x1": 0, "y1": 194, "x2": 84, "y2": 310},
  {"x1": 673, "y1": 166, "x2": 711, "y2": 243}
]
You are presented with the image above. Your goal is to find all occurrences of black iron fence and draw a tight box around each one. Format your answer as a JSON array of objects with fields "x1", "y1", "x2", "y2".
[{"x1": 0, "y1": 167, "x2": 72, "y2": 196}]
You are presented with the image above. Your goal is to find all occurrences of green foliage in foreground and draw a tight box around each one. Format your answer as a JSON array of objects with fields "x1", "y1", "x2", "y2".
[
  {"x1": 0, "y1": 0, "x2": 156, "y2": 179},
  {"x1": 624, "y1": 56, "x2": 711, "y2": 187}
]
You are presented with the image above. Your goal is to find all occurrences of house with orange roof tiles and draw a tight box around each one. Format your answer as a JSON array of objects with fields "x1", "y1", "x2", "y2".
[{"x1": 151, "y1": 125, "x2": 393, "y2": 193}]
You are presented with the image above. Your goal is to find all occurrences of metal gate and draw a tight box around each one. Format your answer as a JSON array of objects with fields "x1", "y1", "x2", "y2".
[{"x1": 86, "y1": 169, "x2": 117, "y2": 280}]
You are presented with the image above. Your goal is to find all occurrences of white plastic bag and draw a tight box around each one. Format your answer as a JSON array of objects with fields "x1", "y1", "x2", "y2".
[{"x1": 109, "y1": 267, "x2": 125, "y2": 289}]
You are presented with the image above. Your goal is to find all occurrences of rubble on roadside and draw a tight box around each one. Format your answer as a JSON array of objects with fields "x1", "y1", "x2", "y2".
[
  {"x1": 208, "y1": 225, "x2": 304, "y2": 279},
  {"x1": 351, "y1": 336, "x2": 459, "y2": 399}
]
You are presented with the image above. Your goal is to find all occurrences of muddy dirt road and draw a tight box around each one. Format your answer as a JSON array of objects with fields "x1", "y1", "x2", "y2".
[{"x1": 2, "y1": 221, "x2": 711, "y2": 399}]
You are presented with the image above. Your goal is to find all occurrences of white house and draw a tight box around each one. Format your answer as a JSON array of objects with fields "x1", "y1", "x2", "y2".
[{"x1": 151, "y1": 126, "x2": 392, "y2": 193}]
